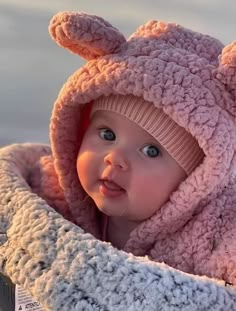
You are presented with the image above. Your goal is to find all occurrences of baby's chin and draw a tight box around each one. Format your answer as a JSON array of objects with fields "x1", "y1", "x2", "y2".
[
  {"x1": 97, "y1": 206, "x2": 126, "y2": 217},
  {"x1": 96, "y1": 206, "x2": 141, "y2": 223},
  {"x1": 91, "y1": 194, "x2": 127, "y2": 216}
]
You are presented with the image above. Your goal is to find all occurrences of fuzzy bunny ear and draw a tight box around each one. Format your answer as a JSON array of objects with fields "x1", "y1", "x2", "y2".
[
  {"x1": 49, "y1": 11, "x2": 126, "y2": 60},
  {"x1": 215, "y1": 41, "x2": 236, "y2": 115}
]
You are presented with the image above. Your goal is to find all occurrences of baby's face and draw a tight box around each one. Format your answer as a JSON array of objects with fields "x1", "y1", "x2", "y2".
[{"x1": 77, "y1": 110, "x2": 186, "y2": 222}]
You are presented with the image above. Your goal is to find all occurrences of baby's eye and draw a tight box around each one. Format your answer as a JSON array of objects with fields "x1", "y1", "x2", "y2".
[
  {"x1": 142, "y1": 145, "x2": 161, "y2": 158},
  {"x1": 99, "y1": 128, "x2": 116, "y2": 141}
]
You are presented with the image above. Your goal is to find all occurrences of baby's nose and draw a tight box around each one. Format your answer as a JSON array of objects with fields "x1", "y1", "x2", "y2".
[{"x1": 104, "y1": 149, "x2": 129, "y2": 170}]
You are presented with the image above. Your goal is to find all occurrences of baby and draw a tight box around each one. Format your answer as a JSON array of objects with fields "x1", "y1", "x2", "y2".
[
  {"x1": 36, "y1": 11, "x2": 236, "y2": 284},
  {"x1": 77, "y1": 94, "x2": 203, "y2": 249}
]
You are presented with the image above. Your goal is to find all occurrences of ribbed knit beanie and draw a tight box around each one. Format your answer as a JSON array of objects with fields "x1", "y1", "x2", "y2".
[{"x1": 91, "y1": 94, "x2": 204, "y2": 175}]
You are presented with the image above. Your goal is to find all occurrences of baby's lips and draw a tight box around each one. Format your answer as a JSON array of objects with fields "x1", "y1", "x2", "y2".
[
  {"x1": 100, "y1": 178, "x2": 125, "y2": 191},
  {"x1": 103, "y1": 180, "x2": 123, "y2": 191}
]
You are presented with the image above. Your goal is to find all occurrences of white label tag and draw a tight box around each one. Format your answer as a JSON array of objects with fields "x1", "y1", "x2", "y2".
[{"x1": 15, "y1": 285, "x2": 43, "y2": 311}]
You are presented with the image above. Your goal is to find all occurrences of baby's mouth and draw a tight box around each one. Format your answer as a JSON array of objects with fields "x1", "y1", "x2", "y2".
[
  {"x1": 99, "y1": 179, "x2": 126, "y2": 198},
  {"x1": 102, "y1": 180, "x2": 124, "y2": 191}
]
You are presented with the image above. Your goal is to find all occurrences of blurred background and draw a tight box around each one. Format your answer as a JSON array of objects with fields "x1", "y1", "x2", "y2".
[{"x1": 0, "y1": 0, "x2": 235, "y2": 146}]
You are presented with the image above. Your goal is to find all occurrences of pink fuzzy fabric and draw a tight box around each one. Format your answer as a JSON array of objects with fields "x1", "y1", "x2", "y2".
[{"x1": 48, "y1": 12, "x2": 236, "y2": 283}]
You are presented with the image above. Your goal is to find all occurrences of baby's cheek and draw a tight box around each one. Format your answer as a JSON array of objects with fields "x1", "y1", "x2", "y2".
[
  {"x1": 132, "y1": 178, "x2": 151, "y2": 202},
  {"x1": 76, "y1": 153, "x2": 89, "y2": 186},
  {"x1": 135, "y1": 178, "x2": 165, "y2": 206}
]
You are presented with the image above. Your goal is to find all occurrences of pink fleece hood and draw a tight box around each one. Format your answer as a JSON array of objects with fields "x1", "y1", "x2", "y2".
[{"x1": 48, "y1": 12, "x2": 236, "y2": 270}]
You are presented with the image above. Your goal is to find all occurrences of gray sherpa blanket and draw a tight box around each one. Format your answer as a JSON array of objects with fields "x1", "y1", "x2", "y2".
[{"x1": 1, "y1": 143, "x2": 236, "y2": 310}]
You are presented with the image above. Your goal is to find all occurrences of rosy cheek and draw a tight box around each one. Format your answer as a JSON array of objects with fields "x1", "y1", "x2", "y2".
[{"x1": 76, "y1": 152, "x2": 88, "y2": 184}]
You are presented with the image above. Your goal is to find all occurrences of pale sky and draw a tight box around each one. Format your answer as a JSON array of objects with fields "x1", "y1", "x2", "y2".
[{"x1": 0, "y1": 0, "x2": 235, "y2": 145}]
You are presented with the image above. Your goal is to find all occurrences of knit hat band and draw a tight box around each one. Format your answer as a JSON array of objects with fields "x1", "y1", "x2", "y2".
[{"x1": 91, "y1": 95, "x2": 204, "y2": 175}]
